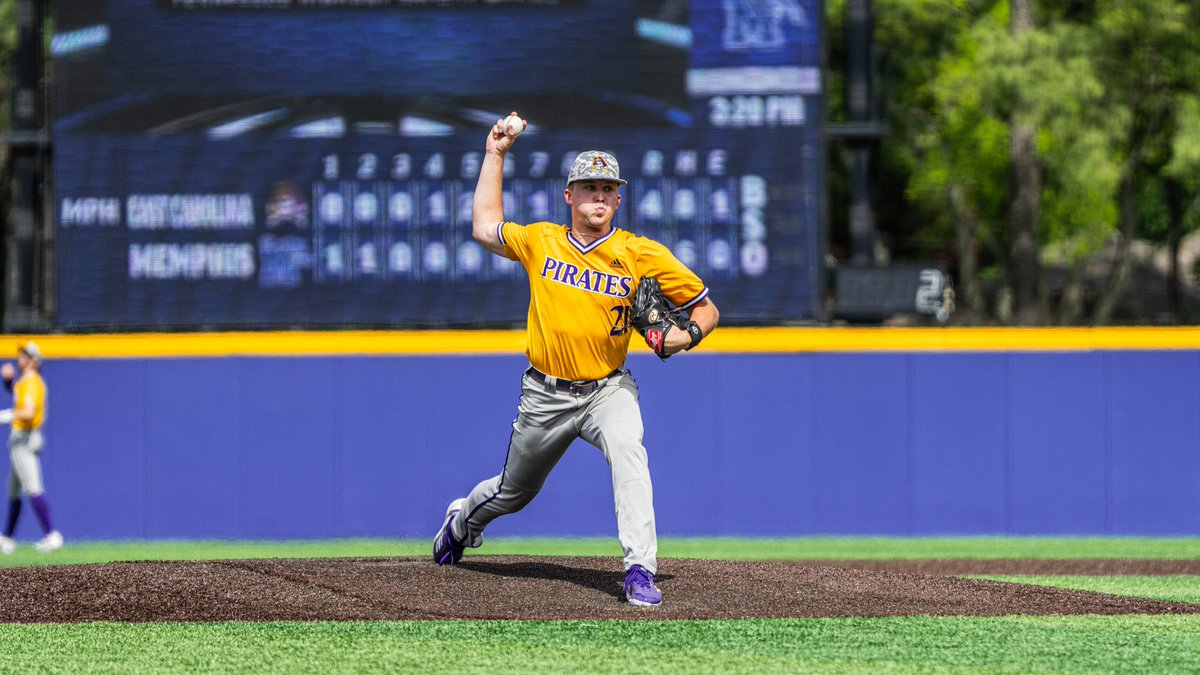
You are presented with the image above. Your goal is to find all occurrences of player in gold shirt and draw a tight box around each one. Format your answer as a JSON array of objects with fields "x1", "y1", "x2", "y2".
[
  {"x1": 434, "y1": 113, "x2": 719, "y2": 607},
  {"x1": 0, "y1": 342, "x2": 63, "y2": 555}
]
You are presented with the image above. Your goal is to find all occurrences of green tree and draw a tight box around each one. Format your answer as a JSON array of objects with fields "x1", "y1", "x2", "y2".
[
  {"x1": 921, "y1": 3, "x2": 1119, "y2": 325},
  {"x1": 1085, "y1": 0, "x2": 1200, "y2": 324},
  {"x1": 851, "y1": 0, "x2": 1200, "y2": 325},
  {"x1": 980, "y1": 9, "x2": 1118, "y2": 324},
  {"x1": 1007, "y1": 0, "x2": 1040, "y2": 324},
  {"x1": 902, "y1": 3, "x2": 1010, "y2": 323},
  {"x1": 1084, "y1": 0, "x2": 1195, "y2": 324}
]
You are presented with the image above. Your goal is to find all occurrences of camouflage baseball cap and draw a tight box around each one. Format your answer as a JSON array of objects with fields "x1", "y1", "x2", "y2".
[{"x1": 566, "y1": 150, "x2": 628, "y2": 186}]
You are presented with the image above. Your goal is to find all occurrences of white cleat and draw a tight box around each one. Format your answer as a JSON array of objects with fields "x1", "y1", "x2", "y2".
[
  {"x1": 0, "y1": 535, "x2": 14, "y2": 555},
  {"x1": 35, "y1": 530, "x2": 63, "y2": 553}
]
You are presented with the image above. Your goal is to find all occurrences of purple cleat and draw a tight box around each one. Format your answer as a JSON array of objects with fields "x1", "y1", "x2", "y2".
[
  {"x1": 433, "y1": 498, "x2": 466, "y2": 566},
  {"x1": 623, "y1": 564, "x2": 662, "y2": 607}
]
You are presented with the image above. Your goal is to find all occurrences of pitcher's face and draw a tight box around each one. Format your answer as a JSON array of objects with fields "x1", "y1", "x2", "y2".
[{"x1": 565, "y1": 180, "x2": 621, "y2": 229}]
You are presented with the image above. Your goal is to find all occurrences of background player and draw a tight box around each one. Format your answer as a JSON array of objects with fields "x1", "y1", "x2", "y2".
[
  {"x1": 0, "y1": 342, "x2": 63, "y2": 554},
  {"x1": 433, "y1": 112, "x2": 720, "y2": 607}
]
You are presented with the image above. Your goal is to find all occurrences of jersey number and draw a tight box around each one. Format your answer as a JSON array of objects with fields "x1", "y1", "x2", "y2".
[{"x1": 609, "y1": 305, "x2": 631, "y2": 336}]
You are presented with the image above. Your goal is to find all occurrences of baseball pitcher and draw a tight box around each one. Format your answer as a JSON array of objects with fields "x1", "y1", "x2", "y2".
[{"x1": 433, "y1": 112, "x2": 720, "y2": 607}]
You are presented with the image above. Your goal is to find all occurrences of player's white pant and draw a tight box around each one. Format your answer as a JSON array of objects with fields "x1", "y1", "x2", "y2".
[
  {"x1": 453, "y1": 368, "x2": 658, "y2": 574},
  {"x1": 8, "y1": 429, "x2": 46, "y2": 498}
]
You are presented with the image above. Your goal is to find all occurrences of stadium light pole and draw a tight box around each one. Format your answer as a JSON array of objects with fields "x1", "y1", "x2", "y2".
[
  {"x1": 4, "y1": 0, "x2": 51, "y2": 332},
  {"x1": 843, "y1": 0, "x2": 877, "y2": 266}
]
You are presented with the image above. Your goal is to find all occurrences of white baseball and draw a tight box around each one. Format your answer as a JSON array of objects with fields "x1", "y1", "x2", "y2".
[{"x1": 503, "y1": 115, "x2": 525, "y2": 138}]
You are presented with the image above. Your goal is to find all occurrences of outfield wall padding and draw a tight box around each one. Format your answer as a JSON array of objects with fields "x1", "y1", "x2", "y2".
[{"x1": 15, "y1": 351, "x2": 1200, "y2": 540}]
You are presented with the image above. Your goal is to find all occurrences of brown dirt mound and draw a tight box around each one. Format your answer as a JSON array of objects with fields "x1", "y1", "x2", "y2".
[{"x1": 0, "y1": 557, "x2": 1196, "y2": 624}]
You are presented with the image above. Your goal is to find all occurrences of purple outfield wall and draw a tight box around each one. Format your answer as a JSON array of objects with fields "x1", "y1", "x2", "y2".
[{"x1": 9, "y1": 335, "x2": 1200, "y2": 540}]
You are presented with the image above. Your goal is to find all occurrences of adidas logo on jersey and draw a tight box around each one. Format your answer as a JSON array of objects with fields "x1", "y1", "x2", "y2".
[{"x1": 609, "y1": 258, "x2": 625, "y2": 271}]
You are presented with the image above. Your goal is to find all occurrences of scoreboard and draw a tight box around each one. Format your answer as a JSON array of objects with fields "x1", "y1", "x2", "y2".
[
  {"x1": 307, "y1": 148, "x2": 751, "y2": 284},
  {"x1": 52, "y1": 0, "x2": 825, "y2": 329}
]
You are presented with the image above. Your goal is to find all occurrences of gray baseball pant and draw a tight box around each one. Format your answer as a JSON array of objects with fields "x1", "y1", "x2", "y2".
[
  {"x1": 451, "y1": 367, "x2": 658, "y2": 574},
  {"x1": 8, "y1": 429, "x2": 46, "y2": 498}
]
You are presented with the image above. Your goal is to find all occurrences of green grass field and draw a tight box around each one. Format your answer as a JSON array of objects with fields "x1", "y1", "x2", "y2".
[{"x1": 2, "y1": 537, "x2": 1198, "y2": 674}]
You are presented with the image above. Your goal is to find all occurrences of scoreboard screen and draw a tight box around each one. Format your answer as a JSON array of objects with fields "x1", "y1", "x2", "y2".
[{"x1": 52, "y1": 0, "x2": 824, "y2": 329}]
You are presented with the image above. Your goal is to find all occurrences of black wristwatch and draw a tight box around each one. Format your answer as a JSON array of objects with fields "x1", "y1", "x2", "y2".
[{"x1": 685, "y1": 321, "x2": 704, "y2": 350}]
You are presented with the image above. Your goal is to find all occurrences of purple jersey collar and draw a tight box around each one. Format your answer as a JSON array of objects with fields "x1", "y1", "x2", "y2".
[{"x1": 567, "y1": 226, "x2": 618, "y2": 254}]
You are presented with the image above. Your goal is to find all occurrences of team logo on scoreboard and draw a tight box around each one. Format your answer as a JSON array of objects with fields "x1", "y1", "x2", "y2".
[
  {"x1": 722, "y1": 0, "x2": 807, "y2": 51},
  {"x1": 265, "y1": 181, "x2": 310, "y2": 229}
]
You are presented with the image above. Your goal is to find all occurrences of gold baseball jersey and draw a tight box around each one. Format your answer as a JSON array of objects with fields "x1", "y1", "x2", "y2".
[
  {"x1": 13, "y1": 371, "x2": 46, "y2": 431},
  {"x1": 497, "y1": 221, "x2": 708, "y2": 381}
]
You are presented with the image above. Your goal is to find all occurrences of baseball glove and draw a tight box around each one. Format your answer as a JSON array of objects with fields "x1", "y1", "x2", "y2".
[{"x1": 630, "y1": 277, "x2": 689, "y2": 360}]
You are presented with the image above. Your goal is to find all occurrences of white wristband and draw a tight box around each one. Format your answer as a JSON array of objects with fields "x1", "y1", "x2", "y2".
[{"x1": 0, "y1": 409, "x2": 12, "y2": 424}]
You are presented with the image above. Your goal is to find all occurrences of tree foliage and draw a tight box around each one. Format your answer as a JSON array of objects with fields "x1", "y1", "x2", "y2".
[
  {"x1": 1, "y1": 0, "x2": 16, "y2": 134},
  {"x1": 832, "y1": 0, "x2": 1200, "y2": 324}
]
